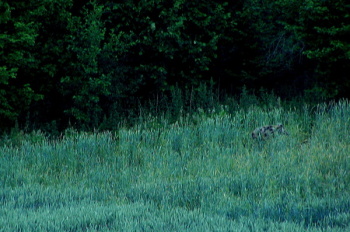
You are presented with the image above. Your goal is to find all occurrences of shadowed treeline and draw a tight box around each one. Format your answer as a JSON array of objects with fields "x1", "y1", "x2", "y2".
[{"x1": 1, "y1": 0, "x2": 349, "y2": 131}]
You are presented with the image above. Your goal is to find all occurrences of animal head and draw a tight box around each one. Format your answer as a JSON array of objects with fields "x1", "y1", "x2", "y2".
[{"x1": 275, "y1": 124, "x2": 289, "y2": 135}]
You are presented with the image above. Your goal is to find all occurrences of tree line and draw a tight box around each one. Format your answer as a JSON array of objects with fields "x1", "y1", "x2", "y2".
[{"x1": 1, "y1": 0, "x2": 349, "y2": 131}]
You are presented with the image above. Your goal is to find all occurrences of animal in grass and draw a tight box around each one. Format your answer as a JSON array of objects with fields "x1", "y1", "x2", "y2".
[{"x1": 252, "y1": 124, "x2": 289, "y2": 140}]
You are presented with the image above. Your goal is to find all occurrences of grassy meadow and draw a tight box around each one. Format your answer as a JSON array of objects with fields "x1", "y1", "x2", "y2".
[{"x1": 1, "y1": 100, "x2": 350, "y2": 231}]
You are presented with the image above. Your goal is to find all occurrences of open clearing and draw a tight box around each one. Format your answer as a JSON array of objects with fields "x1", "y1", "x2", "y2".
[{"x1": 1, "y1": 101, "x2": 350, "y2": 231}]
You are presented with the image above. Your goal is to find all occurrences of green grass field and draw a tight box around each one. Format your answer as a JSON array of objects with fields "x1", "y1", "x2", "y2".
[{"x1": 1, "y1": 101, "x2": 350, "y2": 231}]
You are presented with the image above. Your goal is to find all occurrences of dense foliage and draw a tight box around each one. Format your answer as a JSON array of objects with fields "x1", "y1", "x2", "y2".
[{"x1": 1, "y1": 0, "x2": 349, "y2": 130}]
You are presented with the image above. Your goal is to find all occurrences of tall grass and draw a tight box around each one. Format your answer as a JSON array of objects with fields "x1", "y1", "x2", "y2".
[{"x1": 1, "y1": 100, "x2": 350, "y2": 231}]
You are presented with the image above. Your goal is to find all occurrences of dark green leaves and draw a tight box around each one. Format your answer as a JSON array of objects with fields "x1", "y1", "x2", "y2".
[{"x1": 1, "y1": 0, "x2": 349, "y2": 130}]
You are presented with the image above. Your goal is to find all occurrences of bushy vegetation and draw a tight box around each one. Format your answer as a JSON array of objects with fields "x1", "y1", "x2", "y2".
[
  {"x1": 1, "y1": 100, "x2": 349, "y2": 231},
  {"x1": 1, "y1": 0, "x2": 349, "y2": 130},
  {"x1": 1, "y1": 1, "x2": 348, "y2": 229}
]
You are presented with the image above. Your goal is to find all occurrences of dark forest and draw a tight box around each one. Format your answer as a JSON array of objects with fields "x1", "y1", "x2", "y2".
[{"x1": 1, "y1": 0, "x2": 349, "y2": 131}]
